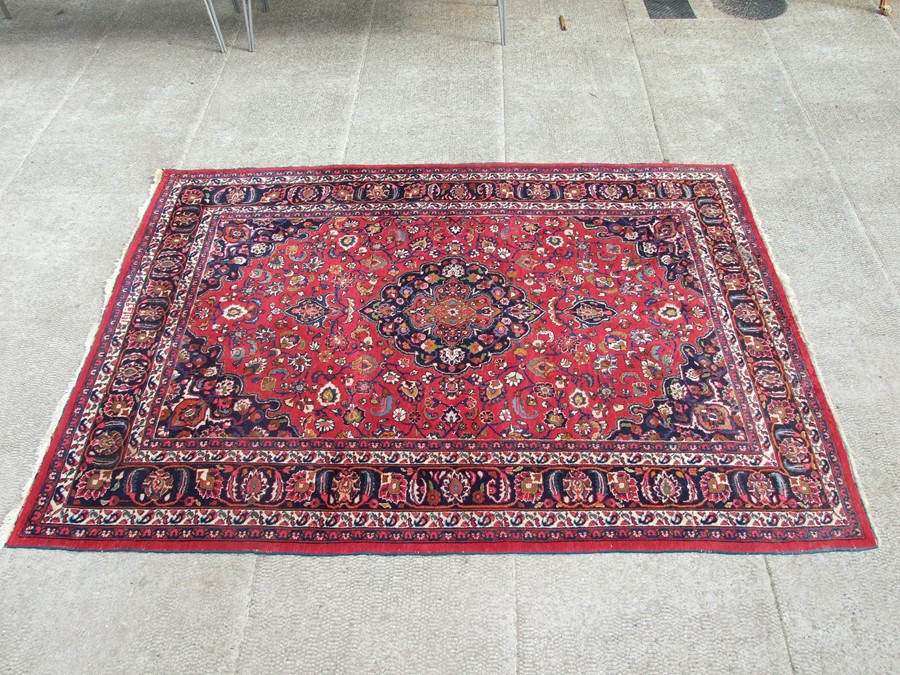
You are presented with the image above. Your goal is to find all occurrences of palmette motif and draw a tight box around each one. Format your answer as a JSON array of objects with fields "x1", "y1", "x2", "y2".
[{"x1": 10, "y1": 165, "x2": 874, "y2": 553}]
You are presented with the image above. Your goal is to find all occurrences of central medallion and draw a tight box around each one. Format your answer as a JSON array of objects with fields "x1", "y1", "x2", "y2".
[{"x1": 361, "y1": 257, "x2": 544, "y2": 374}]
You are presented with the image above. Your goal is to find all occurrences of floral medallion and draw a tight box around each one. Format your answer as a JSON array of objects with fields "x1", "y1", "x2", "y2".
[{"x1": 360, "y1": 257, "x2": 544, "y2": 374}]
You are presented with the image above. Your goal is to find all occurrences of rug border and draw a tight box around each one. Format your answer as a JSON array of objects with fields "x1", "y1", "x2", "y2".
[
  {"x1": 721, "y1": 164, "x2": 876, "y2": 550},
  {"x1": 5, "y1": 163, "x2": 877, "y2": 555}
]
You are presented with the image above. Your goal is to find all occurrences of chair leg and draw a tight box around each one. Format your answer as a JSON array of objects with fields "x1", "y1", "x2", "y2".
[
  {"x1": 0, "y1": 0, "x2": 11, "y2": 20},
  {"x1": 243, "y1": 0, "x2": 255, "y2": 51},
  {"x1": 231, "y1": 0, "x2": 242, "y2": 12},
  {"x1": 498, "y1": 0, "x2": 507, "y2": 45},
  {"x1": 202, "y1": 0, "x2": 228, "y2": 52},
  {"x1": 262, "y1": 0, "x2": 270, "y2": 12}
]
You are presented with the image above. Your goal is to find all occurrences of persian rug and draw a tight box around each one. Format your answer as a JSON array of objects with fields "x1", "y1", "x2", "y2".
[{"x1": 8, "y1": 165, "x2": 874, "y2": 553}]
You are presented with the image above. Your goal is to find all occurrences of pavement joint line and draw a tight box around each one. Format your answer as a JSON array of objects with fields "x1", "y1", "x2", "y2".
[
  {"x1": 340, "y1": 0, "x2": 377, "y2": 162},
  {"x1": 883, "y1": 12, "x2": 900, "y2": 39},
  {"x1": 0, "y1": 0, "x2": 134, "y2": 205},
  {"x1": 500, "y1": 15, "x2": 508, "y2": 162},
  {"x1": 765, "y1": 556, "x2": 799, "y2": 675},
  {"x1": 513, "y1": 555, "x2": 522, "y2": 674},
  {"x1": 228, "y1": 555, "x2": 260, "y2": 674},
  {"x1": 177, "y1": 17, "x2": 239, "y2": 169},
  {"x1": 0, "y1": 0, "x2": 135, "y2": 548},
  {"x1": 762, "y1": 24, "x2": 900, "y2": 311},
  {"x1": 622, "y1": 0, "x2": 668, "y2": 162}
]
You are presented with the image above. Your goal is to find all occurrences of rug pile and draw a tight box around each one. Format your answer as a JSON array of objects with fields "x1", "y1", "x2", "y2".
[{"x1": 8, "y1": 165, "x2": 874, "y2": 553}]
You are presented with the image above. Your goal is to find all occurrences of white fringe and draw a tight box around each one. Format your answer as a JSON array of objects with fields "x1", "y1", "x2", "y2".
[
  {"x1": 738, "y1": 173, "x2": 875, "y2": 537},
  {"x1": 1, "y1": 170, "x2": 166, "y2": 546}
]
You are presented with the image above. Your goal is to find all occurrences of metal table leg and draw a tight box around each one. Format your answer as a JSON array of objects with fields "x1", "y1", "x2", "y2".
[
  {"x1": 498, "y1": 0, "x2": 507, "y2": 45},
  {"x1": 202, "y1": 0, "x2": 228, "y2": 52},
  {"x1": 243, "y1": 0, "x2": 255, "y2": 51}
]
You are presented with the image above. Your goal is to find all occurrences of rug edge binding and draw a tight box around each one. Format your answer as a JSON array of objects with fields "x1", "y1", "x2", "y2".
[{"x1": 731, "y1": 167, "x2": 877, "y2": 547}]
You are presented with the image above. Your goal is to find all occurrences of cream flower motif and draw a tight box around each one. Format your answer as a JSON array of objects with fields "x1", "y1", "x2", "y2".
[{"x1": 316, "y1": 382, "x2": 341, "y2": 406}]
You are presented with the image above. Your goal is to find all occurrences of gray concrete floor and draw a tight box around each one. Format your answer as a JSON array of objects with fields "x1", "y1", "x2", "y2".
[{"x1": 0, "y1": 0, "x2": 898, "y2": 672}]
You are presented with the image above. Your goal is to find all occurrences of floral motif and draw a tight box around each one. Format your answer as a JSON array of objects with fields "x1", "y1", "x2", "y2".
[
  {"x1": 608, "y1": 471, "x2": 639, "y2": 504},
  {"x1": 561, "y1": 470, "x2": 595, "y2": 505},
  {"x1": 74, "y1": 470, "x2": 113, "y2": 500},
  {"x1": 360, "y1": 257, "x2": 543, "y2": 374},
  {"x1": 330, "y1": 470, "x2": 362, "y2": 504},
  {"x1": 439, "y1": 470, "x2": 473, "y2": 504},
  {"x1": 700, "y1": 471, "x2": 732, "y2": 504},
  {"x1": 379, "y1": 473, "x2": 408, "y2": 505},
  {"x1": 514, "y1": 471, "x2": 544, "y2": 503},
  {"x1": 286, "y1": 469, "x2": 316, "y2": 502}
]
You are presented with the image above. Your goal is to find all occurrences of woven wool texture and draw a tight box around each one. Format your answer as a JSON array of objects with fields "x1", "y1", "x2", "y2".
[{"x1": 8, "y1": 165, "x2": 874, "y2": 553}]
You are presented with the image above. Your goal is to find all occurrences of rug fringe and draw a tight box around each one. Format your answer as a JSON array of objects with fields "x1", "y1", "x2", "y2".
[
  {"x1": 745, "y1": 189, "x2": 834, "y2": 398},
  {"x1": 742, "y1": 182, "x2": 877, "y2": 542},
  {"x1": 1, "y1": 170, "x2": 166, "y2": 546}
]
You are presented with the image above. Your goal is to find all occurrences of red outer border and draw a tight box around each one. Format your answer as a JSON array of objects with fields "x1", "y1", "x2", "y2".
[
  {"x1": 6, "y1": 164, "x2": 876, "y2": 555},
  {"x1": 722, "y1": 164, "x2": 875, "y2": 550},
  {"x1": 6, "y1": 170, "x2": 176, "y2": 550}
]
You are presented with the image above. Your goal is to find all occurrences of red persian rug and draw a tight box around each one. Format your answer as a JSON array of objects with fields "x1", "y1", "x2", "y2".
[{"x1": 8, "y1": 165, "x2": 874, "y2": 553}]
